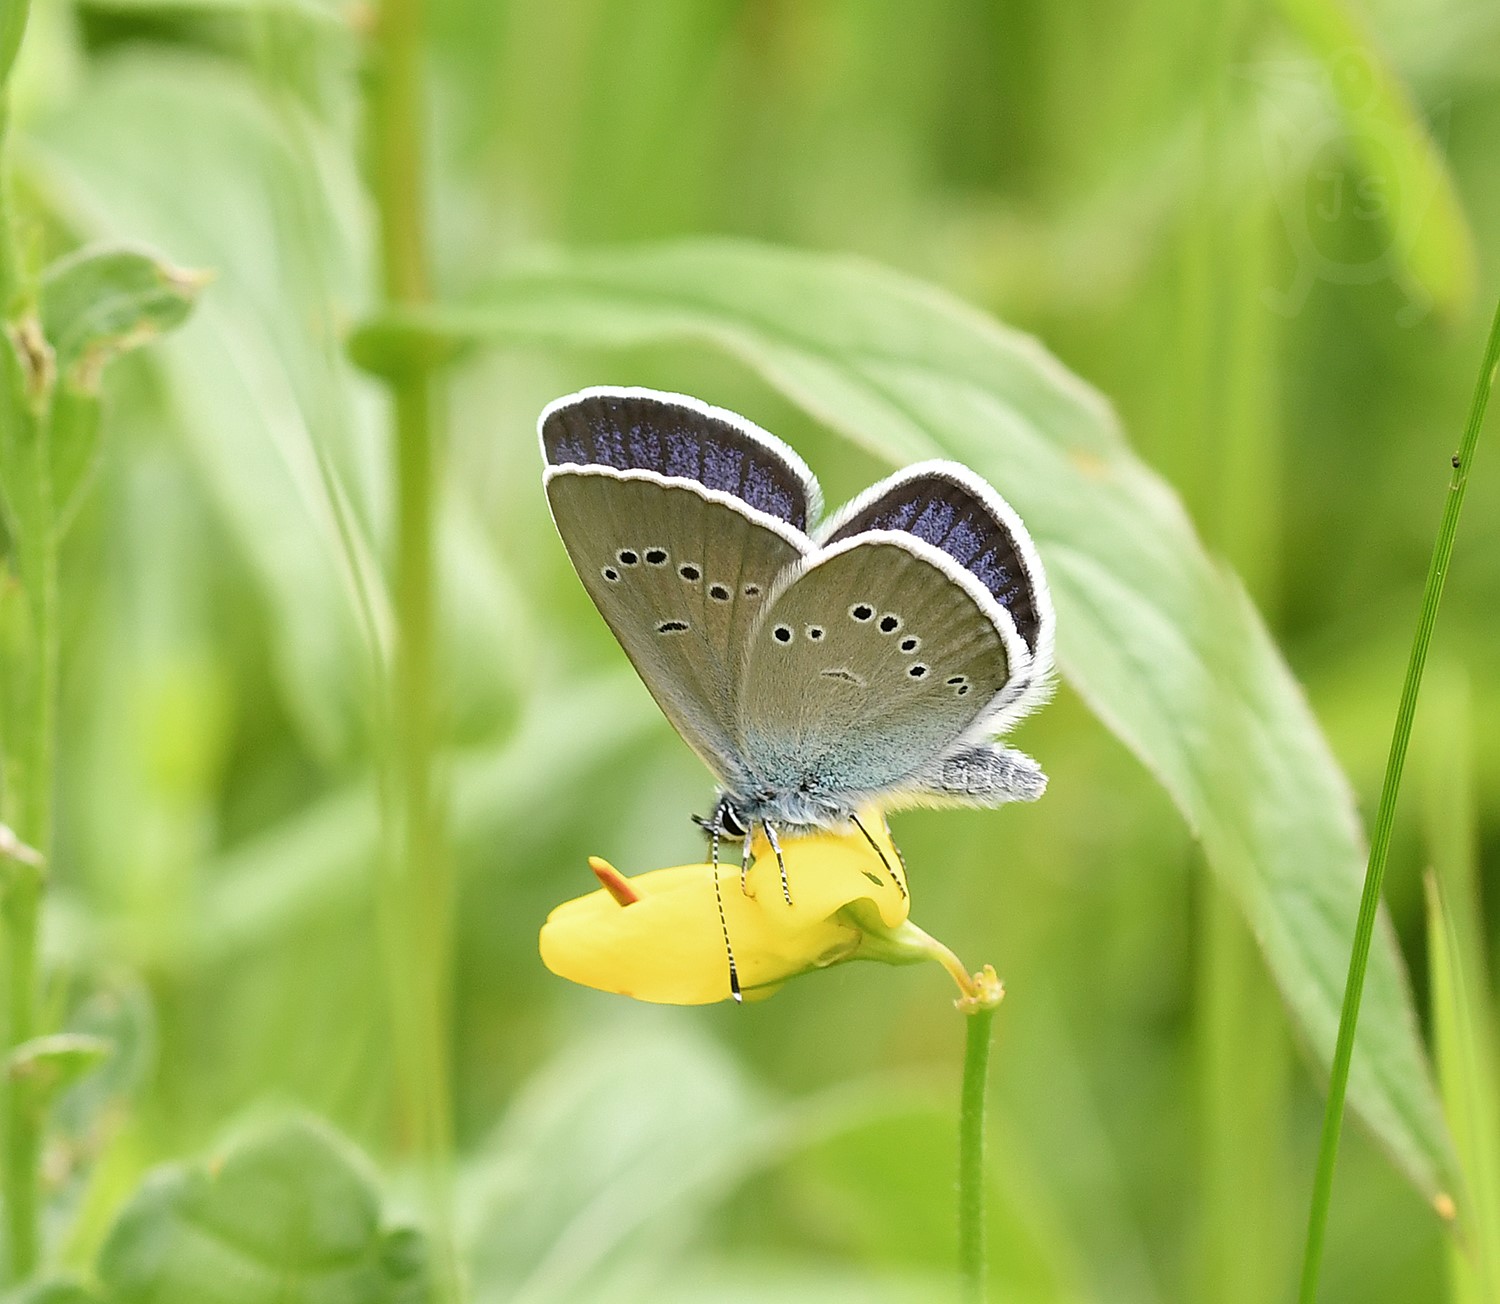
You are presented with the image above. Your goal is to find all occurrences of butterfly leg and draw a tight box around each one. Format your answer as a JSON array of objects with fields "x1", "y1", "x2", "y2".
[
  {"x1": 762, "y1": 821, "x2": 793, "y2": 907},
  {"x1": 710, "y1": 829, "x2": 742, "y2": 1004},
  {"x1": 850, "y1": 811, "x2": 907, "y2": 899},
  {"x1": 739, "y1": 835, "x2": 755, "y2": 899}
]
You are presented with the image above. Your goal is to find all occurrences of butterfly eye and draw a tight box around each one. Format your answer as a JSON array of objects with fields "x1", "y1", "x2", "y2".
[
  {"x1": 878, "y1": 614, "x2": 902, "y2": 634},
  {"x1": 773, "y1": 625, "x2": 794, "y2": 644},
  {"x1": 617, "y1": 549, "x2": 639, "y2": 566},
  {"x1": 907, "y1": 664, "x2": 929, "y2": 679},
  {"x1": 645, "y1": 548, "x2": 669, "y2": 566},
  {"x1": 850, "y1": 603, "x2": 874, "y2": 622},
  {"x1": 679, "y1": 563, "x2": 701, "y2": 581},
  {"x1": 601, "y1": 567, "x2": 620, "y2": 582},
  {"x1": 900, "y1": 636, "x2": 920, "y2": 653}
]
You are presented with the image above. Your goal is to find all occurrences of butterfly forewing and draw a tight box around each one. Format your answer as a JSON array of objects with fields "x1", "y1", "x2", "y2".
[
  {"x1": 541, "y1": 387, "x2": 821, "y2": 530},
  {"x1": 734, "y1": 535, "x2": 1024, "y2": 803},
  {"x1": 541, "y1": 390, "x2": 817, "y2": 787}
]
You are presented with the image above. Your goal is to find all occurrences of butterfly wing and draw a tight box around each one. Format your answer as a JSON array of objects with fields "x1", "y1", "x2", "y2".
[
  {"x1": 735, "y1": 532, "x2": 1030, "y2": 807},
  {"x1": 820, "y1": 461, "x2": 1054, "y2": 721},
  {"x1": 736, "y1": 462, "x2": 1053, "y2": 815},
  {"x1": 541, "y1": 388, "x2": 818, "y2": 786}
]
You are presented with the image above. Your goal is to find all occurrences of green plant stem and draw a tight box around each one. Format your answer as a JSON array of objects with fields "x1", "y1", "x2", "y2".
[
  {"x1": 367, "y1": 0, "x2": 458, "y2": 1297},
  {"x1": 0, "y1": 5, "x2": 51, "y2": 1277},
  {"x1": 1297, "y1": 290, "x2": 1500, "y2": 1302},
  {"x1": 959, "y1": 1003, "x2": 996, "y2": 1304},
  {"x1": 1, "y1": 360, "x2": 55, "y2": 1291}
]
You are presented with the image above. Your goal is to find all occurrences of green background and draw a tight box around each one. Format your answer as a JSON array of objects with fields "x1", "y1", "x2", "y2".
[{"x1": 1, "y1": 0, "x2": 1498, "y2": 1300}]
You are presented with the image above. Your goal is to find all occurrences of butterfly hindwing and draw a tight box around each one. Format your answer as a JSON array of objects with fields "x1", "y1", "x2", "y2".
[
  {"x1": 821, "y1": 461, "x2": 1054, "y2": 675},
  {"x1": 734, "y1": 533, "x2": 1028, "y2": 806}
]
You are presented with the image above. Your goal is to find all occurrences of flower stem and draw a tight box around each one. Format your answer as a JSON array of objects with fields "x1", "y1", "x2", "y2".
[
  {"x1": 366, "y1": 0, "x2": 459, "y2": 1296},
  {"x1": 1297, "y1": 289, "x2": 1500, "y2": 1302},
  {"x1": 959, "y1": 998, "x2": 998, "y2": 1304}
]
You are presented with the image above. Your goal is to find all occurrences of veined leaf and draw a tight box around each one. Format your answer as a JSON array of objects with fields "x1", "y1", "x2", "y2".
[{"x1": 366, "y1": 239, "x2": 1454, "y2": 1202}]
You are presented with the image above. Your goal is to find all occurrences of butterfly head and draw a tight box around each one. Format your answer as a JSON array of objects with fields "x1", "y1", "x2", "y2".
[{"x1": 693, "y1": 793, "x2": 751, "y2": 843}]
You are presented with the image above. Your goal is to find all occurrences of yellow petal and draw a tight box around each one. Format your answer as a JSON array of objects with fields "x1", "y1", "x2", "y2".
[{"x1": 539, "y1": 810, "x2": 909, "y2": 1005}]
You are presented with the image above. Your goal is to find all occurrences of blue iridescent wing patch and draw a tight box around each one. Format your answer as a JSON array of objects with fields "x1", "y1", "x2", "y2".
[
  {"x1": 821, "y1": 462, "x2": 1053, "y2": 664},
  {"x1": 541, "y1": 387, "x2": 821, "y2": 530}
]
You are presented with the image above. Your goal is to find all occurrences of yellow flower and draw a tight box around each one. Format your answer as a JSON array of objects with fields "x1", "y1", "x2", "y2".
[{"x1": 539, "y1": 811, "x2": 997, "y2": 1007}]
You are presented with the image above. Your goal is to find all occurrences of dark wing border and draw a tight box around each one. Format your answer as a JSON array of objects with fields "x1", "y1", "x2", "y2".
[
  {"x1": 539, "y1": 386, "x2": 823, "y2": 532},
  {"x1": 819, "y1": 460, "x2": 1054, "y2": 673}
]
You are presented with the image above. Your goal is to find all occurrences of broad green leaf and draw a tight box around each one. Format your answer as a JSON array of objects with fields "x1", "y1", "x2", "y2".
[
  {"x1": 98, "y1": 1114, "x2": 429, "y2": 1303},
  {"x1": 374, "y1": 239, "x2": 1454, "y2": 1202},
  {"x1": 38, "y1": 245, "x2": 205, "y2": 387}
]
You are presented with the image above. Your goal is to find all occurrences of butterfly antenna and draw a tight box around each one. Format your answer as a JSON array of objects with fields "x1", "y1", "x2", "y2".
[
  {"x1": 711, "y1": 829, "x2": 742, "y2": 1003},
  {"x1": 763, "y1": 821, "x2": 792, "y2": 907},
  {"x1": 851, "y1": 812, "x2": 907, "y2": 899},
  {"x1": 739, "y1": 834, "x2": 753, "y2": 898}
]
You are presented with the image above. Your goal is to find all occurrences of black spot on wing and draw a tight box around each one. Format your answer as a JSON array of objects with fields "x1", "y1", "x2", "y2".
[{"x1": 827, "y1": 473, "x2": 1043, "y2": 653}]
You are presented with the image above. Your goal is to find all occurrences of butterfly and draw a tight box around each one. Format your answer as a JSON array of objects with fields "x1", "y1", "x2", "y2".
[{"x1": 540, "y1": 388, "x2": 1054, "y2": 993}]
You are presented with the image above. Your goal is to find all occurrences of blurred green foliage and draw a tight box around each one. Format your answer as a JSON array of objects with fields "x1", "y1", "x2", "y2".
[{"x1": 0, "y1": 0, "x2": 1498, "y2": 1300}]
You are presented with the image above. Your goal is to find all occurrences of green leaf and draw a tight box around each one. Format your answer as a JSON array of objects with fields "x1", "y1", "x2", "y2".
[
  {"x1": 98, "y1": 1114, "x2": 429, "y2": 1303},
  {"x1": 5, "y1": 1033, "x2": 112, "y2": 1107},
  {"x1": 29, "y1": 245, "x2": 203, "y2": 531},
  {"x1": 37, "y1": 245, "x2": 206, "y2": 389},
  {"x1": 385, "y1": 238, "x2": 1454, "y2": 1202}
]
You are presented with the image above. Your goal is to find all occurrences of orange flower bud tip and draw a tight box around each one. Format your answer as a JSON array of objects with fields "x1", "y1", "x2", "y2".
[{"x1": 588, "y1": 856, "x2": 640, "y2": 906}]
